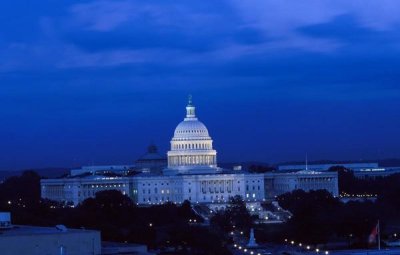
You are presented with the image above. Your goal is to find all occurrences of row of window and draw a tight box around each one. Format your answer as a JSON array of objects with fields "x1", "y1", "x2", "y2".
[
  {"x1": 246, "y1": 185, "x2": 261, "y2": 191},
  {"x1": 142, "y1": 182, "x2": 169, "y2": 186},
  {"x1": 143, "y1": 188, "x2": 171, "y2": 194},
  {"x1": 89, "y1": 184, "x2": 126, "y2": 188},
  {"x1": 169, "y1": 155, "x2": 216, "y2": 165},
  {"x1": 176, "y1": 129, "x2": 206, "y2": 134},
  {"x1": 173, "y1": 143, "x2": 211, "y2": 150}
]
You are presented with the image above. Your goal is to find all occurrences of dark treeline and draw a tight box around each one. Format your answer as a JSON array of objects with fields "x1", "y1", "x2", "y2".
[
  {"x1": 210, "y1": 195, "x2": 254, "y2": 233},
  {"x1": 0, "y1": 171, "x2": 230, "y2": 255},
  {"x1": 268, "y1": 168, "x2": 400, "y2": 247},
  {"x1": 333, "y1": 166, "x2": 400, "y2": 197},
  {"x1": 2, "y1": 170, "x2": 400, "y2": 251},
  {"x1": 248, "y1": 164, "x2": 276, "y2": 173},
  {"x1": 210, "y1": 169, "x2": 400, "y2": 248}
]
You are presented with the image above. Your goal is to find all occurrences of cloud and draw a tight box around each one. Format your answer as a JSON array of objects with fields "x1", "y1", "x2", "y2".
[
  {"x1": 230, "y1": 0, "x2": 400, "y2": 51},
  {"x1": 2, "y1": 0, "x2": 400, "y2": 72},
  {"x1": 69, "y1": 1, "x2": 138, "y2": 32}
]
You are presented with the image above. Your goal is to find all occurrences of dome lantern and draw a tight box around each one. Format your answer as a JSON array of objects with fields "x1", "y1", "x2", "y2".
[{"x1": 185, "y1": 94, "x2": 196, "y2": 119}]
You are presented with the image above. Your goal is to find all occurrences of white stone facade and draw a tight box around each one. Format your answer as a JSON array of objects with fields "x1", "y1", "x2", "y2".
[
  {"x1": 265, "y1": 171, "x2": 339, "y2": 197},
  {"x1": 131, "y1": 173, "x2": 265, "y2": 205},
  {"x1": 40, "y1": 97, "x2": 338, "y2": 206},
  {"x1": 41, "y1": 176, "x2": 131, "y2": 205}
]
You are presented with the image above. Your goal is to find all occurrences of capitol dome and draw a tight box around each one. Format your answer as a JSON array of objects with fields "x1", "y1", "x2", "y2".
[
  {"x1": 166, "y1": 96, "x2": 218, "y2": 174},
  {"x1": 173, "y1": 119, "x2": 210, "y2": 139}
]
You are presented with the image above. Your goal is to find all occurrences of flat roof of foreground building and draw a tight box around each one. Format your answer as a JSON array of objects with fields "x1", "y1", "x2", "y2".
[{"x1": 0, "y1": 224, "x2": 99, "y2": 236}]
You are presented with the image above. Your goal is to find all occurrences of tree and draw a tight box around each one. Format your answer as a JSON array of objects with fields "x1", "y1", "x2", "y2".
[
  {"x1": 277, "y1": 189, "x2": 342, "y2": 244},
  {"x1": 328, "y1": 166, "x2": 356, "y2": 193},
  {"x1": 249, "y1": 165, "x2": 275, "y2": 173},
  {"x1": 79, "y1": 190, "x2": 134, "y2": 211},
  {"x1": 211, "y1": 195, "x2": 253, "y2": 232},
  {"x1": 0, "y1": 171, "x2": 41, "y2": 209}
]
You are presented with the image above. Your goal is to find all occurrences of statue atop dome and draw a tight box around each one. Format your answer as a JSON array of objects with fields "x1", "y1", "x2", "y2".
[
  {"x1": 186, "y1": 95, "x2": 196, "y2": 119},
  {"x1": 188, "y1": 94, "x2": 193, "y2": 106}
]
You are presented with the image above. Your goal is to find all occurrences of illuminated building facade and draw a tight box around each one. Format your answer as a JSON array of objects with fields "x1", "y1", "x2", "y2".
[{"x1": 41, "y1": 97, "x2": 337, "y2": 205}]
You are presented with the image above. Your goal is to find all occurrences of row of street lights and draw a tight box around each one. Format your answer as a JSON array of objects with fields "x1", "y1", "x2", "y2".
[
  {"x1": 233, "y1": 243, "x2": 261, "y2": 255},
  {"x1": 285, "y1": 239, "x2": 329, "y2": 254}
]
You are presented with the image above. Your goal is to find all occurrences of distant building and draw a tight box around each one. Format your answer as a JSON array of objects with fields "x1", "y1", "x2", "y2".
[
  {"x1": 278, "y1": 162, "x2": 400, "y2": 179},
  {"x1": 41, "y1": 96, "x2": 337, "y2": 206},
  {"x1": 135, "y1": 144, "x2": 167, "y2": 173},
  {"x1": 41, "y1": 176, "x2": 131, "y2": 205},
  {"x1": 0, "y1": 213, "x2": 101, "y2": 255},
  {"x1": 264, "y1": 171, "x2": 339, "y2": 198},
  {"x1": 70, "y1": 165, "x2": 134, "y2": 177},
  {"x1": 69, "y1": 145, "x2": 166, "y2": 177},
  {"x1": 353, "y1": 166, "x2": 400, "y2": 179},
  {"x1": 278, "y1": 162, "x2": 379, "y2": 172}
]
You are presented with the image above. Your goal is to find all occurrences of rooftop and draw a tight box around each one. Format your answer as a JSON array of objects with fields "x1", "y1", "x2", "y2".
[{"x1": 0, "y1": 225, "x2": 98, "y2": 237}]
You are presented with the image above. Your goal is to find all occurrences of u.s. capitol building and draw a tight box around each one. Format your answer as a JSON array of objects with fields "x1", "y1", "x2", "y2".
[{"x1": 41, "y1": 97, "x2": 338, "y2": 206}]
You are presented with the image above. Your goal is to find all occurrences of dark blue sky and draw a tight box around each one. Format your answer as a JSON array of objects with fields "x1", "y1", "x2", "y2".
[{"x1": 1, "y1": 1, "x2": 400, "y2": 170}]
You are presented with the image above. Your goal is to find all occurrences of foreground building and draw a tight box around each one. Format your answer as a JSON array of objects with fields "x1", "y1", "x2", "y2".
[
  {"x1": 41, "y1": 97, "x2": 338, "y2": 205},
  {"x1": 0, "y1": 212, "x2": 101, "y2": 255},
  {"x1": 0, "y1": 212, "x2": 154, "y2": 255}
]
